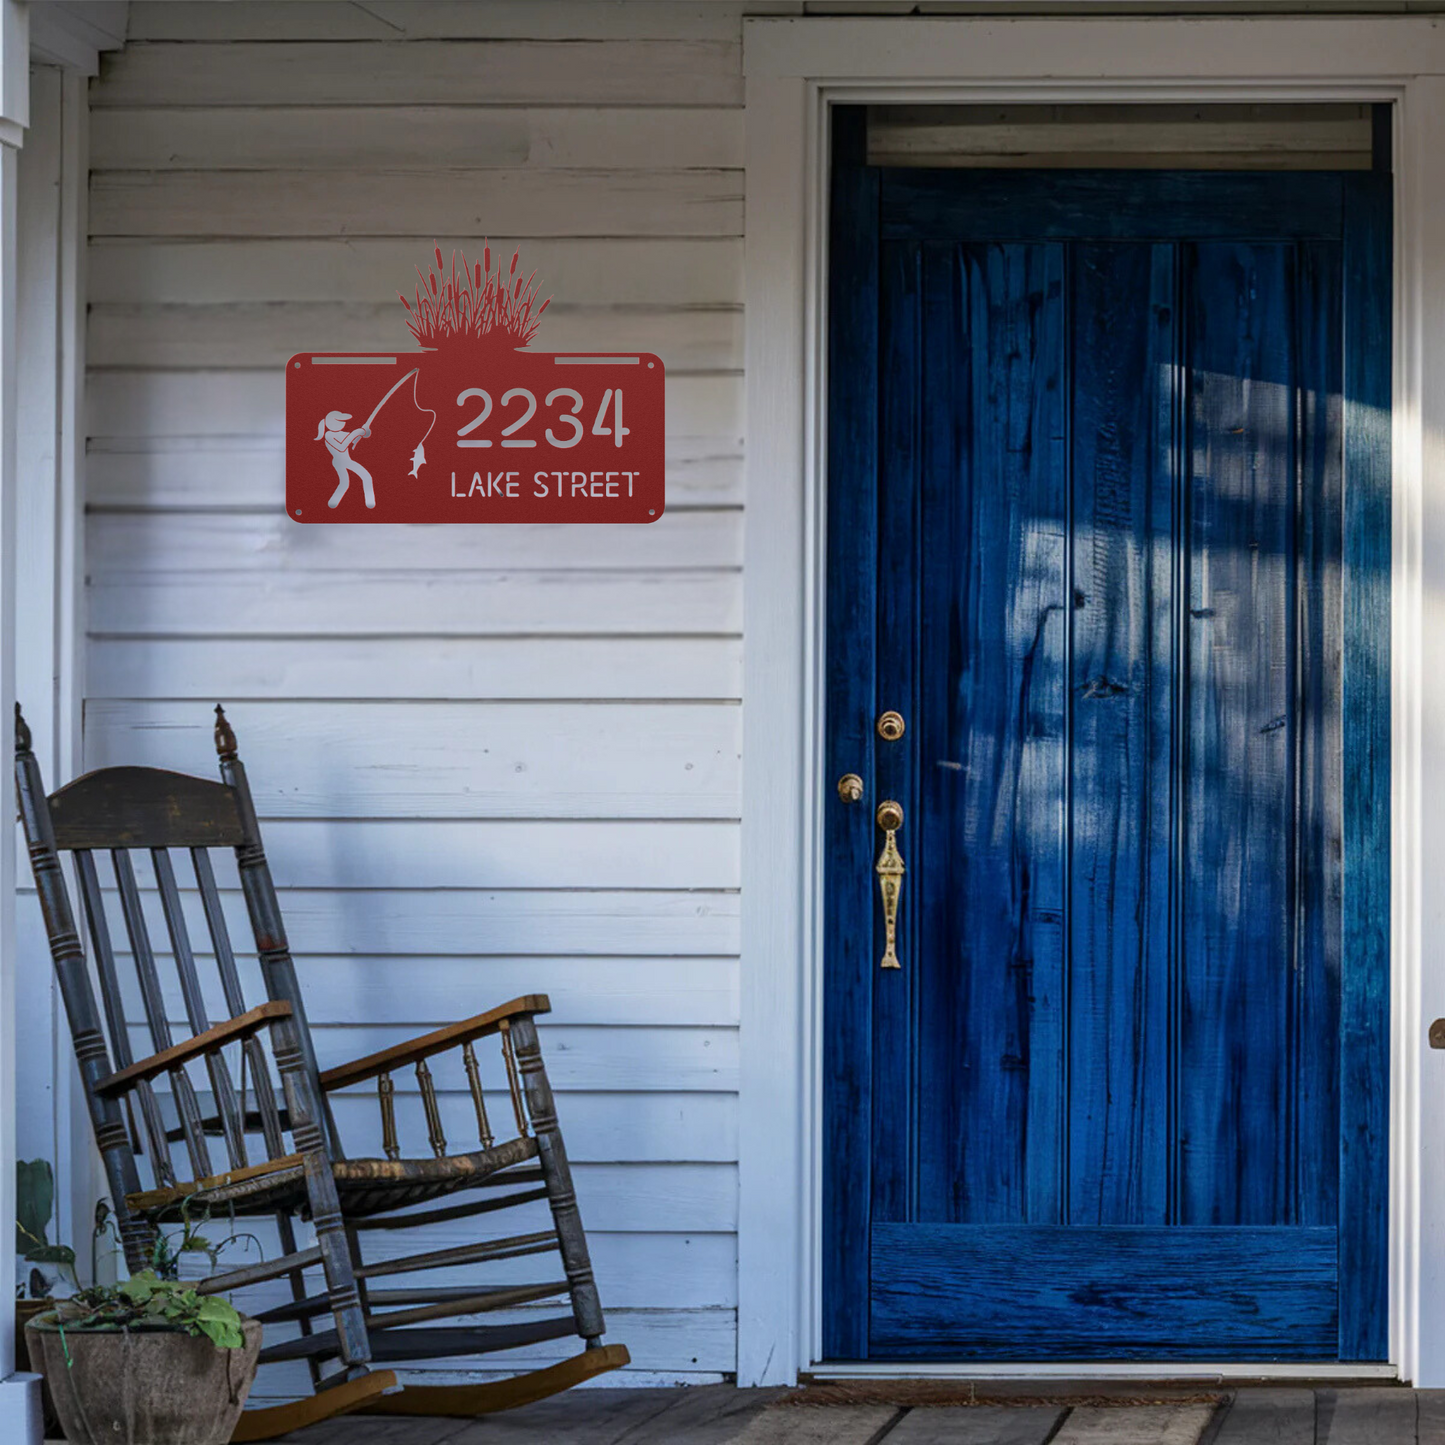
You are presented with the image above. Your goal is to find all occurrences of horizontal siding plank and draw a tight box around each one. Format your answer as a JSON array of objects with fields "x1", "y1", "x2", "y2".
[
  {"x1": 557, "y1": 1163, "x2": 736, "y2": 1232},
  {"x1": 87, "y1": 444, "x2": 741, "y2": 509},
  {"x1": 318, "y1": 957, "x2": 736, "y2": 1029},
  {"x1": 102, "y1": 961, "x2": 737, "y2": 1042},
  {"x1": 178, "y1": 1161, "x2": 733, "y2": 1233},
  {"x1": 332, "y1": 1028, "x2": 735, "y2": 1095},
  {"x1": 92, "y1": 41, "x2": 744, "y2": 108},
  {"x1": 198, "y1": 1228, "x2": 735, "y2": 1311},
  {"x1": 358, "y1": 1233, "x2": 735, "y2": 1311},
  {"x1": 125, "y1": 1, "x2": 406, "y2": 41},
  {"x1": 248, "y1": 1308, "x2": 735, "y2": 1393},
  {"x1": 331, "y1": 1026, "x2": 737, "y2": 1092},
  {"x1": 131, "y1": 1081, "x2": 735, "y2": 1160},
  {"x1": 88, "y1": 570, "x2": 741, "y2": 637},
  {"x1": 166, "y1": 961, "x2": 735, "y2": 1031},
  {"x1": 87, "y1": 371, "x2": 740, "y2": 444},
  {"x1": 86, "y1": 239, "x2": 743, "y2": 307},
  {"x1": 132, "y1": 1023, "x2": 738, "y2": 1092},
  {"x1": 89, "y1": 636, "x2": 742, "y2": 702},
  {"x1": 124, "y1": 1, "x2": 766, "y2": 42},
  {"x1": 85, "y1": 699, "x2": 740, "y2": 819},
  {"x1": 99, "y1": 885, "x2": 740, "y2": 956},
  {"x1": 22, "y1": 912, "x2": 738, "y2": 1023},
  {"x1": 89, "y1": 818, "x2": 740, "y2": 889},
  {"x1": 90, "y1": 302, "x2": 740, "y2": 373},
  {"x1": 93, "y1": 107, "x2": 743, "y2": 171},
  {"x1": 329, "y1": 1089, "x2": 736, "y2": 1163},
  {"x1": 89, "y1": 510, "x2": 741, "y2": 575},
  {"x1": 89, "y1": 301, "x2": 741, "y2": 372},
  {"x1": 90, "y1": 168, "x2": 743, "y2": 240}
]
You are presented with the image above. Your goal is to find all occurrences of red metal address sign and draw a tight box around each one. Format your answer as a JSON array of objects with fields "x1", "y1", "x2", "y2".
[{"x1": 286, "y1": 246, "x2": 664, "y2": 524}]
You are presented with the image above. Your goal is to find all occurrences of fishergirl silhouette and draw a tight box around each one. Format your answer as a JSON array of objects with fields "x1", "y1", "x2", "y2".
[
  {"x1": 317, "y1": 410, "x2": 374, "y2": 510},
  {"x1": 316, "y1": 369, "x2": 434, "y2": 513}
]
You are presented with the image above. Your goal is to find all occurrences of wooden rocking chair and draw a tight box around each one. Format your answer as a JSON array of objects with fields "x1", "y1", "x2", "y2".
[{"x1": 15, "y1": 703, "x2": 629, "y2": 1440}]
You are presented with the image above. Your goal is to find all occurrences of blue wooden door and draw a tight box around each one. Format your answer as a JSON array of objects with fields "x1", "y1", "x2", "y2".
[{"x1": 824, "y1": 149, "x2": 1391, "y2": 1363}]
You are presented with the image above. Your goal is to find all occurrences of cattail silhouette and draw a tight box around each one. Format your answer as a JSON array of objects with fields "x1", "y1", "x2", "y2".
[{"x1": 400, "y1": 240, "x2": 550, "y2": 349}]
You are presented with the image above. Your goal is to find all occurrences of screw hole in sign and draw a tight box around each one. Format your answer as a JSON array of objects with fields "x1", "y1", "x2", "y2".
[{"x1": 285, "y1": 241, "x2": 665, "y2": 525}]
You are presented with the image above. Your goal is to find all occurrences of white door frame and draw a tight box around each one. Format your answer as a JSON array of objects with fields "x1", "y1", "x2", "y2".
[{"x1": 739, "y1": 15, "x2": 1445, "y2": 1387}]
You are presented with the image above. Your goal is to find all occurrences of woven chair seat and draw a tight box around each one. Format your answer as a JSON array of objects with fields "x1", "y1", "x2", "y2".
[{"x1": 129, "y1": 1135, "x2": 539, "y2": 1218}]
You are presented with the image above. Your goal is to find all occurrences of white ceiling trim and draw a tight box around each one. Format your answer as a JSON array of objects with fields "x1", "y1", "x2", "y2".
[{"x1": 29, "y1": 1, "x2": 125, "y2": 76}]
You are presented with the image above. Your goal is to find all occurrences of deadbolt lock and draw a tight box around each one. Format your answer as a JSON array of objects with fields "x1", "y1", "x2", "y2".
[{"x1": 877, "y1": 710, "x2": 905, "y2": 742}]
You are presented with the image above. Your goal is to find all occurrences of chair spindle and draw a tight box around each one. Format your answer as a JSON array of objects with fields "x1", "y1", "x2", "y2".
[
  {"x1": 74, "y1": 850, "x2": 176, "y2": 1186},
  {"x1": 112, "y1": 849, "x2": 214, "y2": 1180},
  {"x1": 416, "y1": 1058, "x2": 447, "y2": 1158},
  {"x1": 498, "y1": 1020, "x2": 529, "y2": 1138},
  {"x1": 462, "y1": 1042, "x2": 494, "y2": 1149},
  {"x1": 153, "y1": 848, "x2": 248, "y2": 1170},
  {"x1": 378, "y1": 1072, "x2": 400, "y2": 1161},
  {"x1": 192, "y1": 848, "x2": 287, "y2": 1161}
]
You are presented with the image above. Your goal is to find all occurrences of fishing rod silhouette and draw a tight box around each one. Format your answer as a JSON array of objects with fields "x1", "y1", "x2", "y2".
[{"x1": 319, "y1": 368, "x2": 437, "y2": 511}]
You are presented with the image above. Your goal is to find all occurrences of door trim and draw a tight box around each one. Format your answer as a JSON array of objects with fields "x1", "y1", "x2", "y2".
[{"x1": 740, "y1": 16, "x2": 1441, "y2": 1389}]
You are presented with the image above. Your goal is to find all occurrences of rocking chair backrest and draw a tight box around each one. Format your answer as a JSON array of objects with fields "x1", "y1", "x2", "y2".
[{"x1": 15, "y1": 703, "x2": 328, "y2": 1261}]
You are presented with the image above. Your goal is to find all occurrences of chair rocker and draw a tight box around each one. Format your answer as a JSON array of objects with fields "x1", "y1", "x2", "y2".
[{"x1": 16, "y1": 704, "x2": 629, "y2": 1441}]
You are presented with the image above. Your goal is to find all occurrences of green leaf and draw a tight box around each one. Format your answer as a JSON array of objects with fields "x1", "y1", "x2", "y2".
[
  {"x1": 24, "y1": 1244, "x2": 75, "y2": 1267},
  {"x1": 196, "y1": 1317, "x2": 243, "y2": 1350},
  {"x1": 119, "y1": 1272, "x2": 158, "y2": 1303},
  {"x1": 15, "y1": 1160, "x2": 54, "y2": 1254}
]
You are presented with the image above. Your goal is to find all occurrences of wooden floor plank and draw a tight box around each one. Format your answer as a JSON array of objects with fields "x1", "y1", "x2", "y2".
[
  {"x1": 424, "y1": 1388, "x2": 683, "y2": 1444},
  {"x1": 621, "y1": 1385, "x2": 787, "y2": 1443},
  {"x1": 883, "y1": 1404, "x2": 1066, "y2": 1443},
  {"x1": 1053, "y1": 1403, "x2": 1216, "y2": 1445},
  {"x1": 728, "y1": 1404, "x2": 903, "y2": 1444},
  {"x1": 292, "y1": 1421, "x2": 472, "y2": 1445},
  {"x1": 1417, "y1": 1389, "x2": 1445, "y2": 1443},
  {"x1": 1209, "y1": 1389, "x2": 1317, "y2": 1444},
  {"x1": 1316, "y1": 1388, "x2": 1418, "y2": 1444}
]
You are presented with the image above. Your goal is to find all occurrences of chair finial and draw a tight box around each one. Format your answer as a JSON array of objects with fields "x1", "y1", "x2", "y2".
[
  {"x1": 214, "y1": 704, "x2": 237, "y2": 761},
  {"x1": 14, "y1": 702, "x2": 31, "y2": 755}
]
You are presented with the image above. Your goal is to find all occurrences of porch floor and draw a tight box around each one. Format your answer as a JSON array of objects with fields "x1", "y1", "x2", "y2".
[{"x1": 250, "y1": 1383, "x2": 1445, "y2": 1444}]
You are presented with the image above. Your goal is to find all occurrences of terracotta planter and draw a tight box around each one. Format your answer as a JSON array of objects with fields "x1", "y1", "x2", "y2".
[{"x1": 25, "y1": 1314, "x2": 262, "y2": 1445}]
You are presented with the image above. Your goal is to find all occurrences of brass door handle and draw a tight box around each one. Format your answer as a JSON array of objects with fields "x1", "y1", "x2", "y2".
[{"x1": 875, "y1": 801, "x2": 904, "y2": 970}]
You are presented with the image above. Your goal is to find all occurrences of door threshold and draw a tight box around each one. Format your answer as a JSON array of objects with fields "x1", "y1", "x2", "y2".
[{"x1": 804, "y1": 1363, "x2": 1401, "y2": 1383}]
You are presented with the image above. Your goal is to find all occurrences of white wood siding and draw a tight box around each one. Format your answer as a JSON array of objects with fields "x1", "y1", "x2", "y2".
[{"x1": 87, "y1": 0, "x2": 754, "y2": 1386}]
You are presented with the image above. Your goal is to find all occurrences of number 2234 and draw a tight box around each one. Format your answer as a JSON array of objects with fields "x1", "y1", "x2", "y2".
[{"x1": 454, "y1": 386, "x2": 629, "y2": 450}]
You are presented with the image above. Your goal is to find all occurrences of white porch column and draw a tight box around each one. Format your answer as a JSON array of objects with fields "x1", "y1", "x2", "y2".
[{"x1": 0, "y1": 0, "x2": 39, "y2": 1438}]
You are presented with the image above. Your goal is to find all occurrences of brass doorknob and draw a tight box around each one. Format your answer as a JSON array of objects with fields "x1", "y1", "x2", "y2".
[
  {"x1": 837, "y1": 773, "x2": 864, "y2": 804},
  {"x1": 876, "y1": 800, "x2": 903, "y2": 832},
  {"x1": 877, "y1": 711, "x2": 905, "y2": 742}
]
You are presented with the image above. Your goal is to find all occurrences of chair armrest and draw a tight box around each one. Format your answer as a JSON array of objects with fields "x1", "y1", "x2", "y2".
[
  {"x1": 94, "y1": 1001, "x2": 293, "y2": 1098},
  {"x1": 318, "y1": 993, "x2": 551, "y2": 1092}
]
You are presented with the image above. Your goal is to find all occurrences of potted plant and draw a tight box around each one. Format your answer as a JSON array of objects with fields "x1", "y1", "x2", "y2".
[{"x1": 25, "y1": 1267, "x2": 262, "y2": 1445}]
